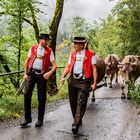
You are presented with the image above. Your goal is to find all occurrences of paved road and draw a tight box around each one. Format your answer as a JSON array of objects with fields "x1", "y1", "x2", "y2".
[{"x1": 0, "y1": 83, "x2": 140, "y2": 140}]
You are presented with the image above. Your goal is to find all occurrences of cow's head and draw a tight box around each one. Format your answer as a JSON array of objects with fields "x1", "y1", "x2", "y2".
[
  {"x1": 105, "y1": 60, "x2": 118, "y2": 75},
  {"x1": 118, "y1": 61, "x2": 137, "y2": 81}
]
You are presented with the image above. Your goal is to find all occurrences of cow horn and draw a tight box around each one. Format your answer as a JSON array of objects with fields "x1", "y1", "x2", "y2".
[
  {"x1": 105, "y1": 62, "x2": 111, "y2": 66},
  {"x1": 118, "y1": 62, "x2": 122, "y2": 65},
  {"x1": 108, "y1": 62, "x2": 111, "y2": 65},
  {"x1": 131, "y1": 60, "x2": 138, "y2": 66},
  {"x1": 136, "y1": 56, "x2": 140, "y2": 60}
]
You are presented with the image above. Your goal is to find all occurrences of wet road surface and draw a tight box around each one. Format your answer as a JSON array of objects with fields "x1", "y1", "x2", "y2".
[{"x1": 0, "y1": 83, "x2": 140, "y2": 140}]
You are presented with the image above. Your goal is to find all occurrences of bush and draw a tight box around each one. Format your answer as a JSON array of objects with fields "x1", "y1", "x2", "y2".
[{"x1": 129, "y1": 82, "x2": 140, "y2": 105}]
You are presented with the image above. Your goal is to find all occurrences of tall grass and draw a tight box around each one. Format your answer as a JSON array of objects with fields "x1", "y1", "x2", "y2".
[
  {"x1": 129, "y1": 82, "x2": 140, "y2": 105},
  {"x1": 0, "y1": 83, "x2": 68, "y2": 121}
]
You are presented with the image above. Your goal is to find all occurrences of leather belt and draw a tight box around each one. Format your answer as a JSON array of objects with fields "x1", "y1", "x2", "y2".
[
  {"x1": 73, "y1": 73, "x2": 85, "y2": 80},
  {"x1": 32, "y1": 68, "x2": 44, "y2": 75}
]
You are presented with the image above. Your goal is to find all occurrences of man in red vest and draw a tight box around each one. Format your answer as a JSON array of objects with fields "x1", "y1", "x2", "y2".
[
  {"x1": 60, "y1": 37, "x2": 97, "y2": 134},
  {"x1": 20, "y1": 33, "x2": 57, "y2": 127}
]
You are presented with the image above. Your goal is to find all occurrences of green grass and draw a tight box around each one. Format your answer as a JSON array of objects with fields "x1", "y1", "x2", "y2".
[
  {"x1": 129, "y1": 83, "x2": 140, "y2": 105},
  {"x1": 0, "y1": 83, "x2": 68, "y2": 121}
]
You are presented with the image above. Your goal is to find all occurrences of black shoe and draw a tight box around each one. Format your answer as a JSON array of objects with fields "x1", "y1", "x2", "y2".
[
  {"x1": 20, "y1": 120, "x2": 32, "y2": 127},
  {"x1": 91, "y1": 97, "x2": 95, "y2": 102},
  {"x1": 35, "y1": 120, "x2": 43, "y2": 127},
  {"x1": 72, "y1": 125, "x2": 79, "y2": 134}
]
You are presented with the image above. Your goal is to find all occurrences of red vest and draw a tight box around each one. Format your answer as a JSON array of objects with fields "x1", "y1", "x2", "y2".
[
  {"x1": 69, "y1": 50, "x2": 95, "y2": 78},
  {"x1": 28, "y1": 44, "x2": 52, "y2": 72}
]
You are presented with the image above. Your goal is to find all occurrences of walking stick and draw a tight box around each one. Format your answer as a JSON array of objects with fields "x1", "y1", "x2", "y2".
[
  {"x1": 16, "y1": 80, "x2": 27, "y2": 96},
  {"x1": 15, "y1": 80, "x2": 26, "y2": 109}
]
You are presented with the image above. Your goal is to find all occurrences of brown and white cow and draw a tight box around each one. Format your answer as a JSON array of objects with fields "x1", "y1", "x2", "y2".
[
  {"x1": 104, "y1": 54, "x2": 121, "y2": 88},
  {"x1": 118, "y1": 55, "x2": 140, "y2": 99}
]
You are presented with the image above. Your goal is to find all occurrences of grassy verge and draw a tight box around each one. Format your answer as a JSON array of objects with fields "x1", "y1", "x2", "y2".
[
  {"x1": 129, "y1": 83, "x2": 140, "y2": 106},
  {"x1": 0, "y1": 83, "x2": 68, "y2": 121}
]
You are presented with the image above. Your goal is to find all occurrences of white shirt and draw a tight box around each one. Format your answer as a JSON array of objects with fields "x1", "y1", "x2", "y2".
[
  {"x1": 68, "y1": 49, "x2": 96, "y2": 74},
  {"x1": 28, "y1": 45, "x2": 55, "y2": 70}
]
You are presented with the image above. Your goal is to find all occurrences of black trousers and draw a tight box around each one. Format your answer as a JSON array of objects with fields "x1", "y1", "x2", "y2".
[
  {"x1": 68, "y1": 75, "x2": 91, "y2": 126},
  {"x1": 24, "y1": 70, "x2": 47, "y2": 122}
]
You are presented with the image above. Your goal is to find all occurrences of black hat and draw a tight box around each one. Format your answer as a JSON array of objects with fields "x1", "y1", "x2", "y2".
[
  {"x1": 39, "y1": 33, "x2": 52, "y2": 40},
  {"x1": 73, "y1": 37, "x2": 86, "y2": 43}
]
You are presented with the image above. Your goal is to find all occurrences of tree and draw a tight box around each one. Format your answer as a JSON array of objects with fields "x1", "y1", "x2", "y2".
[
  {"x1": 112, "y1": 0, "x2": 140, "y2": 56},
  {"x1": 0, "y1": 0, "x2": 40, "y2": 41},
  {"x1": 69, "y1": 16, "x2": 92, "y2": 38},
  {"x1": 0, "y1": 0, "x2": 65, "y2": 95},
  {"x1": 47, "y1": 0, "x2": 64, "y2": 95},
  {"x1": 0, "y1": 0, "x2": 44, "y2": 88}
]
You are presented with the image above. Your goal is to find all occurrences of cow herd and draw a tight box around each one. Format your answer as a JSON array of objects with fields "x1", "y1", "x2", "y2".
[{"x1": 95, "y1": 54, "x2": 140, "y2": 100}]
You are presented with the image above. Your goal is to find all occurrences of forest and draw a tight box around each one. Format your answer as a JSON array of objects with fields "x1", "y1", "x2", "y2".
[{"x1": 0, "y1": 0, "x2": 140, "y2": 121}]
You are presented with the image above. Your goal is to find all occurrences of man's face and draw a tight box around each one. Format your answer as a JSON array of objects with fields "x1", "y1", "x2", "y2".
[
  {"x1": 39, "y1": 38, "x2": 49, "y2": 47},
  {"x1": 74, "y1": 42, "x2": 85, "y2": 52}
]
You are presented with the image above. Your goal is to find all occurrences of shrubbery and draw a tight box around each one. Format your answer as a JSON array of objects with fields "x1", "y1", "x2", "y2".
[{"x1": 129, "y1": 83, "x2": 140, "y2": 105}]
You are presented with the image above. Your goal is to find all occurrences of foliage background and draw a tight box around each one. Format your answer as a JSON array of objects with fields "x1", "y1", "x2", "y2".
[{"x1": 0, "y1": 0, "x2": 140, "y2": 120}]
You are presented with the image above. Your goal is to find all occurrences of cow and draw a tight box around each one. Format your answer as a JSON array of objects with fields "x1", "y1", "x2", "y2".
[
  {"x1": 90, "y1": 55, "x2": 106, "y2": 102},
  {"x1": 118, "y1": 55, "x2": 140, "y2": 99},
  {"x1": 104, "y1": 54, "x2": 121, "y2": 88}
]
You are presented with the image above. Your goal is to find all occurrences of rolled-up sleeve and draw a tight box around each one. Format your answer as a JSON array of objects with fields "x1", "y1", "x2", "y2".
[
  {"x1": 50, "y1": 51, "x2": 55, "y2": 62},
  {"x1": 91, "y1": 55, "x2": 96, "y2": 65}
]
